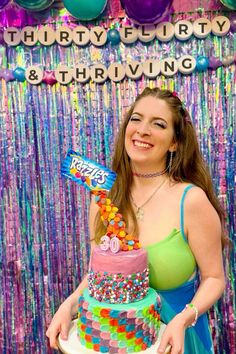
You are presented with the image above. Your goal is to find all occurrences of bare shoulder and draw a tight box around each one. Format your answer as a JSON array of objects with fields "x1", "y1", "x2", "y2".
[
  {"x1": 184, "y1": 185, "x2": 217, "y2": 213},
  {"x1": 183, "y1": 185, "x2": 222, "y2": 237}
]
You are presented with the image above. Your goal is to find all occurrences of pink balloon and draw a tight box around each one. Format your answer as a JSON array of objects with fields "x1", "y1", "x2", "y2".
[{"x1": 42, "y1": 70, "x2": 57, "y2": 85}]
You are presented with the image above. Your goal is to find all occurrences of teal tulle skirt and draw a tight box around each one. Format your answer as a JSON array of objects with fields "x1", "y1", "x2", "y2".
[{"x1": 157, "y1": 275, "x2": 214, "y2": 354}]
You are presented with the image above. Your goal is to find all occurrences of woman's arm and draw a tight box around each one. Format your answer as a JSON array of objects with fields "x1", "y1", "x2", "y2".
[
  {"x1": 158, "y1": 187, "x2": 225, "y2": 354},
  {"x1": 46, "y1": 194, "x2": 99, "y2": 349}
]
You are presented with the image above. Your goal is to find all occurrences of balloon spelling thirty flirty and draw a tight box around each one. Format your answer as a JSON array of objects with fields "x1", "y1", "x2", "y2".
[
  {"x1": 14, "y1": 0, "x2": 54, "y2": 11},
  {"x1": 120, "y1": 0, "x2": 173, "y2": 24},
  {"x1": 63, "y1": 0, "x2": 108, "y2": 20}
]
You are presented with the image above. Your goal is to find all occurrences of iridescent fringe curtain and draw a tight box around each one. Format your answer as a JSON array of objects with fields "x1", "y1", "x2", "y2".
[{"x1": 0, "y1": 15, "x2": 235, "y2": 354}]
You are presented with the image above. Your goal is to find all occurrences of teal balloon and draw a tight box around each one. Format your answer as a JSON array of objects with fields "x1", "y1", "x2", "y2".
[
  {"x1": 220, "y1": 0, "x2": 236, "y2": 10},
  {"x1": 14, "y1": 0, "x2": 54, "y2": 11},
  {"x1": 196, "y1": 56, "x2": 209, "y2": 72},
  {"x1": 107, "y1": 29, "x2": 120, "y2": 45},
  {"x1": 13, "y1": 67, "x2": 26, "y2": 82},
  {"x1": 63, "y1": 0, "x2": 108, "y2": 20}
]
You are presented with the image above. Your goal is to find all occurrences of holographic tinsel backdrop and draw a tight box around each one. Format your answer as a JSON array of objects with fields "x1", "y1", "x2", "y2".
[{"x1": 0, "y1": 8, "x2": 235, "y2": 354}]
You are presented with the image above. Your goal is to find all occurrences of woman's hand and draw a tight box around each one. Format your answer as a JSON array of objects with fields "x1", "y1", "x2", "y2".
[
  {"x1": 46, "y1": 301, "x2": 74, "y2": 349},
  {"x1": 157, "y1": 315, "x2": 186, "y2": 354}
]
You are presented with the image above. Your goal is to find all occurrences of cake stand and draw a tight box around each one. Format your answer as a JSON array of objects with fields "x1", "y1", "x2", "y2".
[{"x1": 58, "y1": 320, "x2": 171, "y2": 354}]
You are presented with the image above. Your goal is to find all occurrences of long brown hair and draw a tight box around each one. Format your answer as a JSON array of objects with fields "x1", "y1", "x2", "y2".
[{"x1": 94, "y1": 87, "x2": 227, "y2": 246}]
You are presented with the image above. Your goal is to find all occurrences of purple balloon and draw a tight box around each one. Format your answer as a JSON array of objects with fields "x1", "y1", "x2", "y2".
[
  {"x1": 0, "y1": 30, "x2": 4, "y2": 45},
  {"x1": 230, "y1": 18, "x2": 236, "y2": 33},
  {"x1": 120, "y1": 0, "x2": 173, "y2": 24},
  {"x1": 208, "y1": 56, "x2": 222, "y2": 70},
  {"x1": 0, "y1": 0, "x2": 9, "y2": 9},
  {"x1": 0, "y1": 68, "x2": 14, "y2": 82},
  {"x1": 0, "y1": 4, "x2": 28, "y2": 27}
]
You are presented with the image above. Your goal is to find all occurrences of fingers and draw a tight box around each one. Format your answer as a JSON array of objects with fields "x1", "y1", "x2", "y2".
[
  {"x1": 170, "y1": 346, "x2": 184, "y2": 354},
  {"x1": 157, "y1": 333, "x2": 170, "y2": 353},
  {"x1": 46, "y1": 327, "x2": 59, "y2": 349},
  {"x1": 60, "y1": 321, "x2": 72, "y2": 340}
]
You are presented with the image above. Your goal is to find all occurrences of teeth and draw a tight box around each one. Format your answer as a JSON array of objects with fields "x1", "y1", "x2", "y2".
[{"x1": 134, "y1": 141, "x2": 151, "y2": 148}]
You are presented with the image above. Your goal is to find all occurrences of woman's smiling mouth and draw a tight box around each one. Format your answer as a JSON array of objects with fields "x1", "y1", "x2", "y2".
[{"x1": 133, "y1": 140, "x2": 153, "y2": 149}]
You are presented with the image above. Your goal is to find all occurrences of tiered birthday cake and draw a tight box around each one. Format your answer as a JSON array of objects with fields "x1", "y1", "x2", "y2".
[
  {"x1": 61, "y1": 151, "x2": 162, "y2": 353},
  {"x1": 77, "y1": 192, "x2": 161, "y2": 353},
  {"x1": 77, "y1": 247, "x2": 161, "y2": 353}
]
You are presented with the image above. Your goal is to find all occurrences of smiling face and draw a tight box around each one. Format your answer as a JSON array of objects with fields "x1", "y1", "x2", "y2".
[{"x1": 124, "y1": 96, "x2": 177, "y2": 172}]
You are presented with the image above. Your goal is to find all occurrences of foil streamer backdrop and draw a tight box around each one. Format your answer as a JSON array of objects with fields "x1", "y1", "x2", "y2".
[{"x1": 0, "y1": 13, "x2": 235, "y2": 354}]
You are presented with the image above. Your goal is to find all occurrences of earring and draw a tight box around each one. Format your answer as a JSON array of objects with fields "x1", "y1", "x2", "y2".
[{"x1": 168, "y1": 151, "x2": 174, "y2": 173}]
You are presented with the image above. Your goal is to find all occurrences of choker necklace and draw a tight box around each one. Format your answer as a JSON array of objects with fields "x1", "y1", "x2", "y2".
[
  {"x1": 132, "y1": 166, "x2": 168, "y2": 178},
  {"x1": 130, "y1": 179, "x2": 166, "y2": 220}
]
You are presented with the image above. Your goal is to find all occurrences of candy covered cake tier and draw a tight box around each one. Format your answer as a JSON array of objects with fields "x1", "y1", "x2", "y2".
[{"x1": 88, "y1": 247, "x2": 149, "y2": 303}]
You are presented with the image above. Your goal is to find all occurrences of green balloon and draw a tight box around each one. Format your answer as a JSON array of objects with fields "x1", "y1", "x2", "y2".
[
  {"x1": 63, "y1": 0, "x2": 108, "y2": 20},
  {"x1": 14, "y1": 0, "x2": 54, "y2": 11},
  {"x1": 220, "y1": 0, "x2": 236, "y2": 10}
]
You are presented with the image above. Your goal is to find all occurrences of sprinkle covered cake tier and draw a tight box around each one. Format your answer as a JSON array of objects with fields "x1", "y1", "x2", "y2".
[
  {"x1": 88, "y1": 247, "x2": 149, "y2": 303},
  {"x1": 77, "y1": 288, "x2": 161, "y2": 353}
]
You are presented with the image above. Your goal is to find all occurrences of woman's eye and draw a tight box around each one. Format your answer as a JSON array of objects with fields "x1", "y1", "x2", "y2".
[
  {"x1": 154, "y1": 121, "x2": 165, "y2": 128},
  {"x1": 130, "y1": 116, "x2": 140, "y2": 122}
]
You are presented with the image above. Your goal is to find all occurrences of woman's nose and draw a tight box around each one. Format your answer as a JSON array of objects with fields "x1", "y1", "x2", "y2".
[{"x1": 137, "y1": 122, "x2": 151, "y2": 136}]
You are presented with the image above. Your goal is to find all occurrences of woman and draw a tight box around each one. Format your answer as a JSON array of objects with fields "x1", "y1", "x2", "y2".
[{"x1": 46, "y1": 87, "x2": 226, "y2": 354}]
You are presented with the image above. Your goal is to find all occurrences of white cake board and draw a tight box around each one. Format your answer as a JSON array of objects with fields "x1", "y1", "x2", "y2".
[{"x1": 58, "y1": 320, "x2": 171, "y2": 354}]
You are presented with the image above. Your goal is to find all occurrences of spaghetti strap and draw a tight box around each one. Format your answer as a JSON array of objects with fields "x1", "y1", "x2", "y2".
[{"x1": 180, "y1": 184, "x2": 195, "y2": 242}]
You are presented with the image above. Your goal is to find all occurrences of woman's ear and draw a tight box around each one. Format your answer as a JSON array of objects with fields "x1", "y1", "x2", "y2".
[{"x1": 169, "y1": 141, "x2": 177, "y2": 152}]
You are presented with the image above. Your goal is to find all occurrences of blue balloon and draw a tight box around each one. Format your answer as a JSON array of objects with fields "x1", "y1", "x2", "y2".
[
  {"x1": 13, "y1": 67, "x2": 26, "y2": 82},
  {"x1": 196, "y1": 56, "x2": 209, "y2": 72},
  {"x1": 107, "y1": 29, "x2": 120, "y2": 45}
]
